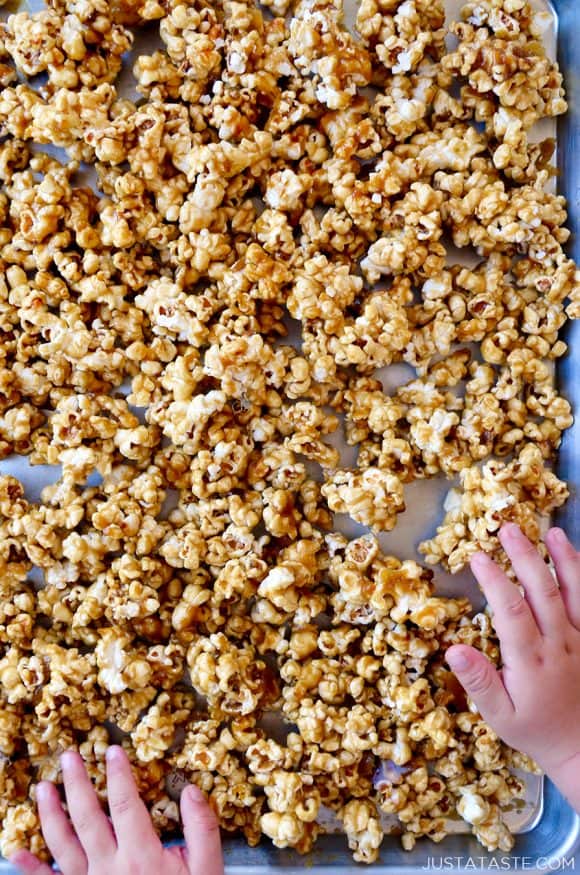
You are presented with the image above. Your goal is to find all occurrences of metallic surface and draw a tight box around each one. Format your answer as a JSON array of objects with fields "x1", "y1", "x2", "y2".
[
  {"x1": 215, "y1": 2, "x2": 580, "y2": 870},
  {"x1": 0, "y1": 0, "x2": 579, "y2": 871}
]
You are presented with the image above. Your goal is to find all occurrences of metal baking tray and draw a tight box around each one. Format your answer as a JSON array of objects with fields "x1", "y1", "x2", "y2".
[{"x1": 0, "y1": 0, "x2": 579, "y2": 871}]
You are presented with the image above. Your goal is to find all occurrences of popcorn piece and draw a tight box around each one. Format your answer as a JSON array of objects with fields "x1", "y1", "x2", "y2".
[
  {"x1": 0, "y1": 0, "x2": 575, "y2": 862},
  {"x1": 187, "y1": 633, "x2": 278, "y2": 716},
  {"x1": 361, "y1": 184, "x2": 447, "y2": 282},
  {"x1": 357, "y1": 0, "x2": 446, "y2": 75},
  {"x1": 95, "y1": 628, "x2": 152, "y2": 694},
  {"x1": 419, "y1": 444, "x2": 569, "y2": 572},
  {"x1": 288, "y1": 3, "x2": 372, "y2": 110},
  {"x1": 339, "y1": 798, "x2": 384, "y2": 864},
  {"x1": 322, "y1": 467, "x2": 406, "y2": 532},
  {"x1": 0, "y1": 800, "x2": 46, "y2": 860},
  {"x1": 131, "y1": 692, "x2": 191, "y2": 762}
]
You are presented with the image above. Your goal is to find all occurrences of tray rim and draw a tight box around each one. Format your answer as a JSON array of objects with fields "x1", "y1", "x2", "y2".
[{"x1": 0, "y1": 0, "x2": 579, "y2": 871}]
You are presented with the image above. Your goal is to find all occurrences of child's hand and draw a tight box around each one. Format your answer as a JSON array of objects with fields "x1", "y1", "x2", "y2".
[
  {"x1": 10, "y1": 746, "x2": 224, "y2": 875},
  {"x1": 446, "y1": 523, "x2": 580, "y2": 810}
]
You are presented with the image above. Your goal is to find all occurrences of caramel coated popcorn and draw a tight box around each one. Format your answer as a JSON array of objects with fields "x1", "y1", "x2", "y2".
[{"x1": 0, "y1": 0, "x2": 577, "y2": 864}]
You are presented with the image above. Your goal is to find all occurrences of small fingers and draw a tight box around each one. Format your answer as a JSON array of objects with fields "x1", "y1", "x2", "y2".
[
  {"x1": 500, "y1": 524, "x2": 568, "y2": 637},
  {"x1": 61, "y1": 751, "x2": 116, "y2": 860},
  {"x1": 181, "y1": 785, "x2": 224, "y2": 875},
  {"x1": 446, "y1": 644, "x2": 514, "y2": 729},
  {"x1": 36, "y1": 781, "x2": 87, "y2": 875},
  {"x1": 166, "y1": 844, "x2": 189, "y2": 862},
  {"x1": 9, "y1": 850, "x2": 54, "y2": 875},
  {"x1": 471, "y1": 551, "x2": 540, "y2": 660},
  {"x1": 106, "y1": 746, "x2": 161, "y2": 854},
  {"x1": 545, "y1": 527, "x2": 580, "y2": 630}
]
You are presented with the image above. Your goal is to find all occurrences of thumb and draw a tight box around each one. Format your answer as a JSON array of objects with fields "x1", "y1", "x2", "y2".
[
  {"x1": 181, "y1": 785, "x2": 224, "y2": 875},
  {"x1": 446, "y1": 644, "x2": 514, "y2": 729}
]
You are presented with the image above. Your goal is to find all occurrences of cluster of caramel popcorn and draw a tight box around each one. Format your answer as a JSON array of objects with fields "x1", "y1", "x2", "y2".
[{"x1": 0, "y1": 0, "x2": 577, "y2": 864}]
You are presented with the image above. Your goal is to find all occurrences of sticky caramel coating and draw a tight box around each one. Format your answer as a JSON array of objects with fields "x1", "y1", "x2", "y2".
[{"x1": 0, "y1": 0, "x2": 577, "y2": 863}]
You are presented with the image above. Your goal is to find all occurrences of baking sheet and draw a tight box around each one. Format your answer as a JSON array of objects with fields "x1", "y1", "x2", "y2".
[{"x1": 0, "y1": 0, "x2": 579, "y2": 871}]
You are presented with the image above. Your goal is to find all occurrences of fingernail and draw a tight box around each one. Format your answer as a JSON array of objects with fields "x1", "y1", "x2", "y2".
[
  {"x1": 550, "y1": 527, "x2": 567, "y2": 544},
  {"x1": 60, "y1": 751, "x2": 76, "y2": 770},
  {"x1": 106, "y1": 745, "x2": 123, "y2": 762},
  {"x1": 185, "y1": 785, "x2": 204, "y2": 803},
  {"x1": 471, "y1": 551, "x2": 492, "y2": 568},
  {"x1": 36, "y1": 782, "x2": 51, "y2": 803},
  {"x1": 446, "y1": 648, "x2": 470, "y2": 671},
  {"x1": 500, "y1": 522, "x2": 520, "y2": 538}
]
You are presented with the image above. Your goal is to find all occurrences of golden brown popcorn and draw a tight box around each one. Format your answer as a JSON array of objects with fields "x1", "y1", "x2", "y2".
[
  {"x1": 159, "y1": 3, "x2": 222, "y2": 85},
  {"x1": 264, "y1": 770, "x2": 320, "y2": 823},
  {"x1": 442, "y1": 1, "x2": 566, "y2": 181},
  {"x1": 329, "y1": 546, "x2": 455, "y2": 628},
  {"x1": 246, "y1": 738, "x2": 302, "y2": 780},
  {"x1": 150, "y1": 389, "x2": 228, "y2": 455},
  {"x1": 281, "y1": 656, "x2": 348, "y2": 709},
  {"x1": 288, "y1": 2, "x2": 371, "y2": 110},
  {"x1": 0, "y1": 0, "x2": 576, "y2": 861},
  {"x1": 361, "y1": 183, "x2": 447, "y2": 282},
  {"x1": 95, "y1": 628, "x2": 153, "y2": 694},
  {"x1": 419, "y1": 443, "x2": 569, "y2": 572},
  {"x1": 0, "y1": 799, "x2": 46, "y2": 860},
  {"x1": 357, "y1": 0, "x2": 446, "y2": 73},
  {"x1": 0, "y1": 700, "x2": 25, "y2": 758},
  {"x1": 134, "y1": 278, "x2": 210, "y2": 347},
  {"x1": 171, "y1": 718, "x2": 227, "y2": 774},
  {"x1": 331, "y1": 284, "x2": 413, "y2": 371},
  {"x1": 187, "y1": 633, "x2": 278, "y2": 716},
  {"x1": 322, "y1": 466, "x2": 405, "y2": 532},
  {"x1": 338, "y1": 798, "x2": 384, "y2": 864},
  {"x1": 2, "y1": 1, "x2": 133, "y2": 90},
  {"x1": 257, "y1": 540, "x2": 319, "y2": 614},
  {"x1": 107, "y1": 687, "x2": 158, "y2": 734},
  {"x1": 131, "y1": 691, "x2": 191, "y2": 763},
  {"x1": 288, "y1": 253, "x2": 364, "y2": 333},
  {"x1": 259, "y1": 809, "x2": 320, "y2": 854},
  {"x1": 160, "y1": 523, "x2": 207, "y2": 572}
]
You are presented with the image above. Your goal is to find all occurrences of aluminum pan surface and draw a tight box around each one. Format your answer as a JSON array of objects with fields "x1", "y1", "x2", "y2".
[{"x1": 0, "y1": 0, "x2": 578, "y2": 871}]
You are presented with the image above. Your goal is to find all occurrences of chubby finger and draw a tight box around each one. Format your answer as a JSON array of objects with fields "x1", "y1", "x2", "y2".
[
  {"x1": 446, "y1": 645, "x2": 514, "y2": 728},
  {"x1": 500, "y1": 524, "x2": 567, "y2": 637},
  {"x1": 61, "y1": 750, "x2": 116, "y2": 860},
  {"x1": 9, "y1": 850, "x2": 54, "y2": 875},
  {"x1": 165, "y1": 843, "x2": 189, "y2": 866},
  {"x1": 545, "y1": 527, "x2": 580, "y2": 630},
  {"x1": 181, "y1": 785, "x2": 224, "y2": 875},
  {"x1": 36, "y1": 781, "x2": 87, "y2": 875},
  {"x1": 471, "y1": 551, "x2": 540, "y2": 659},
  {"x1": 106, "y1": 746, "x2": 161, "y2": 853}
]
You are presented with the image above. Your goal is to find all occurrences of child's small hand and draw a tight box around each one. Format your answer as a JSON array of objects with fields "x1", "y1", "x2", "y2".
[
  {"x1": 446, "y1": 523, "x2": 580, "y2": 810},
  {"x1": 10, "y1": 746, "x2": 224, "y2": 875}
]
